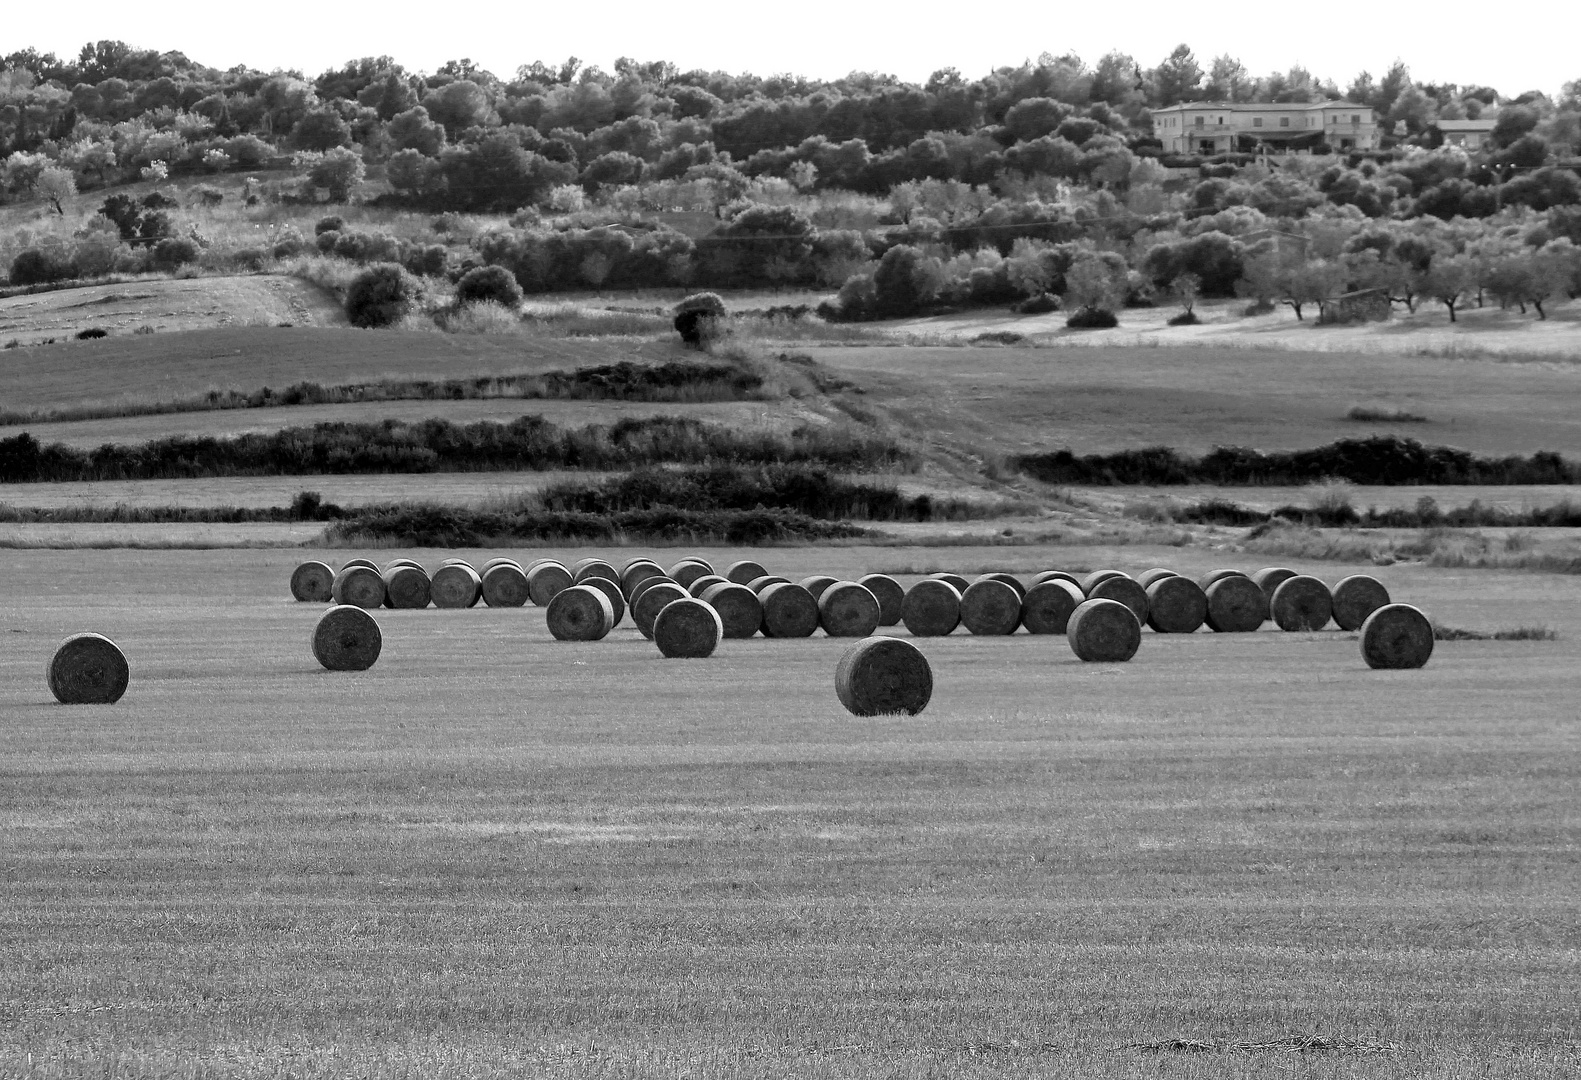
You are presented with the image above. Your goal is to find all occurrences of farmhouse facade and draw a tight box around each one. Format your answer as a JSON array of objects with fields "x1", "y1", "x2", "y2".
[
  {"x1": 1153, "y1": 101, "x2": 1379, "y2": 154},
  {"x1": 1436, "y1": 117, "x2": 1497, "y2": 150}
]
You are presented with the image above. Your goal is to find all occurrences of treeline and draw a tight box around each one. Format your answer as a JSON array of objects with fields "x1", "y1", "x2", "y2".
[
  {"x1": 324, "y1": 504, "x2": 864, "y2": 546},
  {"x1": 0, "y1": 415, "x2": 910, "y2": 483},
  {"x1": 1166, "y1": 495, "x2": 1581, "y2": 529},
  {"x1": 1014, "y1": 436, "x2": 1581, "y2": 486}
]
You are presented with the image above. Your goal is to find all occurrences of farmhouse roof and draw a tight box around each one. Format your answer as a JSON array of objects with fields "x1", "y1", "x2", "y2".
[{"x1": 1437, "y1": 118, "x2": 1497, "y2": 132}]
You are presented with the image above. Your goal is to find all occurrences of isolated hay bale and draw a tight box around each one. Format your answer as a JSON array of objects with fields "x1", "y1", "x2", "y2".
[
  {"x1": 1135, "y1": 568, "x2": 1179, "y2": 590},
  {"x1": 290, "y1": 561, "x2": 335, "y2": 602},
  {"x1": 431, "y1": 564, "x2": 483, "y2": 608},
  {"x1": 819, "y1": 582, "x2": 882, "y2": 637},
  {"x1": 800, "y1": 575, "x2": 841, "y2": 601},
  {"x1": 382, "y1": 565, "x2": 432, "y2": 609},
  {"x1": 47, "y1": 633, "x2": 130, "y2": 704},
  {"x1": 312, "y1": 606, "x2": 382, "y2": 671},
  {"x1": 1332, "y1": 575, "x2": 1392, "y2": 631},
  {"x1": 1089, "y1": 575, "x2": 1149, "y2": 626},
  {"x1": 526, "y1": 562, "x2": 573, "y2": 607},
  {"x1": 747, "y1": 575, "x2": 791, "y2": 594},
  {"x1": 759, "y1": 582, "x2": 821, "y2": 638},
  {"x1": 929, "y1": 572, "x2": 971, "y2": 593},
  {"x1": 1145, "y1": 576, "x2": 1207, "y2": 634},
  {"x1": 1032, "y1": 570, "x2": 1082, "y2": 587},
  {"x1": 1360, "y1": 604, "x2": 1434, "y2": 669},
  {"x1": 480, "y1": 563, "x2": 531, "y2": 607},
  {"x1": 1197, "y1": 568, "x2": 1248, "y2": 592},
  {"x1": 687, "y1": 574, "x2": 730, "y2": 598},
  {"x1": 342, "y1": 558, "x2": 379, "y2": 572},
  {"x1": 1080, "y1": 570, "x2": 1130, "y2": 595},
  {"x1": 1019, "y1": 579, "x2": 1084, "y2": 634},
  {"x1": 901, "y1": 579, "x2": 961, "y2": 637},
  {"x1": 580, "y1": 576, "x2": 627, "y2": 627},
  {"x1": 620, "y1": 561, "x2": 666, "y2": 598},
  {"x1": 668, "y1": 559, "x2": 714, "y2": 589},
  {"x1": 572, "y1": 560, "x2": 621, "y2": 587},
  {"x1": 331, "y1": 565, "x2": 386, "y2": 609},
  {"x1": 633, "y1": 582, "x2": 690, "y2": 639},
  {"x1": 1204, "y1": 575, "x2": 1266, "y2": 632},
  {"x1": 835, "y1": 638, "x2": 933, "y2": 717},
  {"x1": 653, "y1": 597, "x2": 725, "y2": 657},
  {"x1": 1067, "y1": 598, "x2": 1142, "y2": 662},
  {"x1": 1270, "y1": 576, "x2": 1333, "y2": 631},
  {"x1": 858, "y1": 574, "x2": 905, "y2": 626},
  {"x1": 960, "y1": 579, "x2": 1022, "y2": 635},
  {"x1": 546, "y1": 584, "x2": 615, "y2": 641},
  {"x1": 700, "y1": 582, "x2": 764, "y2": 638},
  {"x1": 630, "y1": 574, "x2": 679, "y2": 608},
  {"x1": 725, "y1": 559, "x2": 769, "y2": 585}
]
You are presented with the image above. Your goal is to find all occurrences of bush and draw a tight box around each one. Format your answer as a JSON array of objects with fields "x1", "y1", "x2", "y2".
[
  {"x1": 1013, "y1": 293, "x2": 1060, "y2": 315},
  {"x1": 315, "y1": 215, "x2": 345, "y2": 236},
  {"x1": 1167, "y1": 310, "x2": 1200, "y2": 326},
  {"x1": 674, "y1": 292, "x2": 727, "y2": 346},
  {"x1": 152, "y1": 237, "x2": 200, "y2": 271},
  {"x1": 455, "y1": 265, "x2": 524, "y2": 308},
  {"x1": 230, "y1": 248, "x2": 269, "y2": 271},
  {"x1": 345, "y1": 264, "x2": 421, "y2": 328},
  {"x1": 76, "y1": 328, "x2": 108, "y2": 340},
  {"x1": 273, "y1": 239, "x2": 306, "y2": 259},
  {"x1": 1066, "y1": 307, "x2": 1119, "y2": 329},
  {"x1": 9, "y1": 248, "x2": 69, "y2": 286},
  {"x1": 315, "y1": 230, "x2": 342, "y2": 254}
]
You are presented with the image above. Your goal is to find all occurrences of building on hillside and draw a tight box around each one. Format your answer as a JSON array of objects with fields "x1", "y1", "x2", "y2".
[
  {"x1": 1152, "y1": 101, "x2": 1378, "y2": 155},
  {"x1": 1436, "y1": 118, "x2": 1498, "y2": 150}
]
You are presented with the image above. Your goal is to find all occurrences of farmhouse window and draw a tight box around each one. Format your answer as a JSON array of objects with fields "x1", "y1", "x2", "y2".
[
  {"x1": 1195, "y1": 116, "x2": 1204, "y2": 127},
  {"x1": 1280, "y1": 117, "x2": 1290, "y2": 127},
  {"x1": 1253, "y1": 117, "x2": 1263, "y2": 127},
  {"x1": 1352, "y1": 114, "x2": 1361, "y2": 124}
]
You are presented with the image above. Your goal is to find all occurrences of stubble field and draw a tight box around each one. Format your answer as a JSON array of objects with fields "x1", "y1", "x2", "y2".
[{"x1": 1, "y1": 546, "x2": 1576, "y2": 1079}]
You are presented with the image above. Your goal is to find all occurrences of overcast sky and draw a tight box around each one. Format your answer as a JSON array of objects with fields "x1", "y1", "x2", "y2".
[{"x1": 5, "y1": 0, "x2": 1575, "y2": 100}]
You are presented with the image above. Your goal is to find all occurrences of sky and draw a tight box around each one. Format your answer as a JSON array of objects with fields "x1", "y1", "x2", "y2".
[{"x1": 3, "y1": 0, "x2": 1576, "y2": 100}]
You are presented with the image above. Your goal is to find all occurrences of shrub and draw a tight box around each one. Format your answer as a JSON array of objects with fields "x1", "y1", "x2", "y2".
[
  {"x1": 273, "y1": 239, "x2": 306, "y2": 259},
  {"x1": 674, "y1": 292, "x2": 727, "y2": 346},
  {"x1": 456, "y1": 265, "x2": 524, "y2": 308},
  {"x1": 230, "y1": 248, "x2": 269, "y2": 271},
  {"x1": 315, "y1": 230, "x2": 341, "y2": 254},
  {"x1": 345, "y1": 263, "x2": 421, "y2": 328},
  {"x1": 1013, "y1": 293, "x2": 1060, "y2": 315},
  {"x1": 152, "y1": 237, "x2": 199, "y2": 271},
  {"x1": 1066, "y1": 307, "x2": 1119, "y2": 329},
  {"x1": 76, "y1": 328, "x2": 108, "y2": 340},
  {"x1": 1167, "y1": 310, "x2": 1200, "y2": 326},
  {"x1": 315, "y1": 215, "x2": 345, "y2": 235},
  {"x1": 9, "y1": 248, "x2": 69, "y2": 286}
]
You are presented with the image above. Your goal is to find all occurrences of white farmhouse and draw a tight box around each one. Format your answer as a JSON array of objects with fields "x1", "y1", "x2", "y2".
[{"x1": 1152, "y1": 101, "x2": 1379, "y2": 155}]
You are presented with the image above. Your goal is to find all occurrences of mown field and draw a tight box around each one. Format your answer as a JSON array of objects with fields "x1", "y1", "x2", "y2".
[{"x1": 1, "y1": 546, "x2": 1577, "y2": 1079}]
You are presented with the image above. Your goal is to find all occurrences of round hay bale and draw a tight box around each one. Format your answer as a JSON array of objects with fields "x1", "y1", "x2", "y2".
[
  {"x1": 546, "y1": 585, "x2": 614, "y2": 641},
  {"x1": 47, "y1": 633, "x2": 129, "y2": 704},
  {"x1": 633, "y1": 582, "x2": 690, "y2": 639},
  {"x1": 1089, "y1": 576, "x2": 1149, "y2": 626},
  {"x1": 382, "y1": 558, "x2": 423, "y2": 573},
  {"x1": 1360, "y1": 604, "x2": 1434, "y2": 669},
  {"x1": 929, "y1": 572, "x2": 971, "y2": 593},
  {"x1": 621, "y1": 556, "x2": 656, "y2": 573},
  {"x1": 579, "y1": 576, "x2": 627, "y2": 627},
  {"x1": 959, "y1": 579, "x2": 1022, "y2": 635},
  {"x1": 342, "y1": 558, "x2": 379, "y2": 572},
  {"x1": 620, "y1": 561, "x2": 665, "y2": 598},
  {"x1": 430, "y1": 563, "x2": 482, "y2": 608},
  {"x1": 700, "y1": 582, "x2": 764, "y2": 638},
  {"x1": 1145, "y1": 577, "x2": 1207, "y2": 634},
  {"x1": 819, "y1": 582, "x2": 882, "y2": 638},
  {"x1": 481, "y1": 563, "x2": 530, "y2": 607},
  {"x1": 290, "y1": 561, "x2": 335, "y2": 602},
  {"x1": 382, "y1": 565, "x2": 432, "y2": 609},
  {"x1": 974, "y1": 572, "x2": 1026, "y2": 599},
  {"x1": 331, "y1": 565, "x2": 385, "y2": 609},
  {"x1": 438, "y1": 558, "x2": 475, "y2": 570},
  {"x1": 687, "y1": 574, "x2": 729, "y2": 598},
  {"x1": 668, "y1": 560, "x2": 713, "y2": 589},
  {"x1": 630, "y1": 574, "x2": 679, "y2": 609},
  {"x1": 482, "y1": 557, "x2": 524, "y2": 573},
  {"x1": 747, "y1": 575, "x2": 791, "y2": 594},
  {"x1": 522, "y1": 558, "x2": 562, "y2": 573},
  {"x1": 1251, "y1": 566, "x2": 1299, "y2": 602},
  {"x1": 1067, "y1": 598, "x2": 1142, "y2": 662},
  {"x1": 835, "y1": 638, "x2": 933, "y2": 717},
  {"x1": 1197, "y1": 568, "x2": 1248, "y2": 591},
  {"x1": 900, "y1": 579, "x2": 961, "y2": 637},
  {"x1": 725, "y1": 559, "x2": 769, "y2": 585},
  {"x1": 311, "y1": 606, "x2": 382, "y2": 672},
  {"x1": 1032, "y1": 570, "x2": 1082, "y2": 587},
  {"x1": 799, "y1": 575, "x2": 840, "y2": 601},
  {"x1": 1332, "y1": 575, "x2": 1392, "y2": 631},
  {"x1": 1135, "y1": 568, "x2": 1178, "y2": 590},
  {"x1": 858, "y1": 574, "x2": 905, "y2": 626},
  {"x1": 1270, "y1": 575, "x2": 1333, "y2": 632},
  {"x1": 653, "y1": 598, "x2": 724, "y2": 658},
  {"x1": 759, "y1": 582, "x2": 821, "y2": 638},
  {"x1": 1204, "y1": 575, "x2": 1266, "y2": 632},
  {"x1": 572, "y1": 560, "x2": 620, "y2": 587},
  {"x1": 1080, "y1": 569, "x2": 1130, "y2": 595},
  {"x1": 526, "y1": 562, "x2": 573, "y2": 607},
  {"x1": 1020, "y1": 579, "x2": 1084, "y2": 634}
]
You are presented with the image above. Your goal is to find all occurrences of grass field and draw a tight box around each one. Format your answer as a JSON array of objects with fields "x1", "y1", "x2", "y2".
[{"x1": 1, "y1": 546, "x2": 1576, "y2": 1078}]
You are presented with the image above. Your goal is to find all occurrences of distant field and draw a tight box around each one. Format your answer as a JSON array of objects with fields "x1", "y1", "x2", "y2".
[
  {"x1": 804, "y1": 343, "x2": 1581, "y2": 457},
  {"x1": 0, "y1": 326, "x2": 671, "y2": 413},
  {"x1": 0, "y1": 546, "x2": 1575, "y2": 1078}
]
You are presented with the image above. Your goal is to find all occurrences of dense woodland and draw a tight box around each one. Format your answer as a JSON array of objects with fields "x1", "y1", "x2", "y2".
[{"x1": 3, "y1": 41, "x2": 1581, "y2": 326}]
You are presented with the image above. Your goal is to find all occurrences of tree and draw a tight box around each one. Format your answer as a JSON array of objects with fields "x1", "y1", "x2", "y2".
[
  {"x1": 35, "y1": 166, "x2": 76, "y2": 214},
  {"x1": 421, "y1": 80, "x2": 494, "y2": 136},
  {"x1": 299, "y1": 147, "x2": 366, "y2": 202},
  {"x1": 345, "y1": 264, "x2": 421, "y2": 327},
  {"x1": 1276, "y1": 259, "x2": 1347, "y2": 321},
  {"x1": 1491, "y1": 106, "x2": 1540, "y2": 149},
  {"x1": 1151, "y1": 45, "x2": 1203, "y2": 106},
  {"x1": 1063, "y1": 250, "x2": 1128, "y2": 313},
  {"x1": 1204, "y1": 55, "x2": 1251, "y2": 102},
  {"x1": 292, "y1": 107, "x2": 352, "y2": 151},
  {"x1": 455, "y1": 265, "x2": 523, "y2": 307},
  {"x1": 1003, "y1": 97, "x2": 1071, "y2": 142},
  {"x1": 1170, "y1": 272, "x2": 1201, "y2": 315}
]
